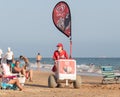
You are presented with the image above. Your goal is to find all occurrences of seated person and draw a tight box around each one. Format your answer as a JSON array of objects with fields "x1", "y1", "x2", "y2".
[
  {"x1": 13, "y1": 60, "x2": 33, "y2": 82},
  {"x1": 2, "y1": 62, "x2": 23, "y2": 91},
  {"x1": 12, "y1": 60, "x2": 26, "y2": 75}
]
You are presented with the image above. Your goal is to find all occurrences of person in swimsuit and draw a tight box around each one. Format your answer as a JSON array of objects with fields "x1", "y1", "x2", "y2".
[
  {"x1": 36, "y1": 53, "x2": 42, "y2": 70},
  {"x1": 19, "y1": 55, "x2": 33, "y2": 82}
]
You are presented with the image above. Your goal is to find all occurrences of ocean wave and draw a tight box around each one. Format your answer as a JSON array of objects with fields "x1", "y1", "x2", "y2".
[
  {"x1": 29, "y1": 62, "x2": 120, "y2": 76},
  {"x1": 29, "y1": 63, "x2": 101, "y2": 74}
]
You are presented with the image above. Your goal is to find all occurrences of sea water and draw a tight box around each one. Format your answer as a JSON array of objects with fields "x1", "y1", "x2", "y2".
[{"x1": 28, "y1": 57, "x2": 120, "y2": 76}]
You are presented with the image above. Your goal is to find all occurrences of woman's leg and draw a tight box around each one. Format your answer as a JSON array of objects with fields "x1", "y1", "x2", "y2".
[
  {"x1": 28, "y1": 70, "x2": 33, "y2": 82},
  {"x1": 21, "y1": 68, "x2": 26, "y2": 76},
  {"x1": 37, "y1": 62, "x2": 40, "y2": 70},
  {"x1": 8, "y1": 79, "x2": 23, "y2": 91}
]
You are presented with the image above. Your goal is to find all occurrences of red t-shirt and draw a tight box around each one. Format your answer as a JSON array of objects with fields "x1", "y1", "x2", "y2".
[{"x1": 53, "y1": 50, "x2": 69, "y2": 60}]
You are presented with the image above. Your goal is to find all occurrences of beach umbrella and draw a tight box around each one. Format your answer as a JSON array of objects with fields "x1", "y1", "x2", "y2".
[{"x1": 52, "y1": 1, "x2": 72, "y2": 58}]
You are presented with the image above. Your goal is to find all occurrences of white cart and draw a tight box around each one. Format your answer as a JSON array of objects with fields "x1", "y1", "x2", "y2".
[{"x1": 48, "y1": 59, "x2": 81, "y2": 88}]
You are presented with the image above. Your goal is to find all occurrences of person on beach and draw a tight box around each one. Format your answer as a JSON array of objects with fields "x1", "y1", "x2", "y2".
[
  {"x1": 4, "y1": 47, "x2": 14, "y2": 64},
  {"x1": 52, "y1": 43, "x2": 69, "y2": 87},
  {"x1": 19, "y1": 55, "x2": 29, "y2": 67},
  {"x1": 19, "y1": 55, "x2": 33, "y2": 82},
  {"x1": 12, "y1": 60, "x2": 26, "y2": 76},
  {"x1": 36, "y1": 53, "x2": 42, "y2": 70},
  {"x1": 0, "y1": 49, "x2": 3, "y2": 65},
  {"x1": 13, "y1": 60, "x2": 33, "y2": 82},
  {"x1": 52, "y1": 43, "x2": 69, "y2": 73},
  {"x1": 2, "y1": 61, "x2": 23, "y2": 91}
]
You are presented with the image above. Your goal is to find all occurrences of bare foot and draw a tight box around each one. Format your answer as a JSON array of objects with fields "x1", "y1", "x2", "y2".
[{"x1": 29, "y1": 79, "x2": 33, "y2": 82}]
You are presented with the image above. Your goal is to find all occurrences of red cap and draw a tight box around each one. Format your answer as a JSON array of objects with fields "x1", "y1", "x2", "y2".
[{"x1": 56, "y1": 43, "x2": 63, "y2": 48}]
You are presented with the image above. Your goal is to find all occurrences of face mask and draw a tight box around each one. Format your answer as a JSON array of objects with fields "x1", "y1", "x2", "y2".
[{"x1": 57, "y1": 47, "x2": 62, "y2": 52}]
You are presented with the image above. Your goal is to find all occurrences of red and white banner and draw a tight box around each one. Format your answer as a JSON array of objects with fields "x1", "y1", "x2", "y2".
[{"x1": 52, "y1": 1, "x2": 71, "y2": 38}]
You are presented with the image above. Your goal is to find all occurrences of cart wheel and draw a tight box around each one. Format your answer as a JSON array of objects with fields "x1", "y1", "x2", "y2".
[
  {"x1": 73, "y1": 75, "x2": 82, "y2": 88},
  {"x1": 48, "y1": 74, "x2": 57, "y2": 88}
]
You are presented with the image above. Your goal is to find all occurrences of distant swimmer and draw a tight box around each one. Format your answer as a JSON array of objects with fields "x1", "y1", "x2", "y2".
[{"x1": 36, "y1": 53, "x2": 42, "y2": 70}]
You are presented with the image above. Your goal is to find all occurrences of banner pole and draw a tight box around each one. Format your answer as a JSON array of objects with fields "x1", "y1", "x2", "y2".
[
  {"x1": 70, "y1": 8, "x2": 72, "y2": 59},
  {"x1": 70, "y1": 37, "x2": 72, "y2": 59}
]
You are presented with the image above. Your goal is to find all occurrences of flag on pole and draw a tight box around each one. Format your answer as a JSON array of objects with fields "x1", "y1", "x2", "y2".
[{"x1": 52, "y1": 1, "x2": 71, "y2": 38}]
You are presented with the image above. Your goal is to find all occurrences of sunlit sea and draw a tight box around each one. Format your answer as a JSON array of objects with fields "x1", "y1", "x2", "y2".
[{"x1": 27, "y1": 57, "x2": 120, "y2": 76}]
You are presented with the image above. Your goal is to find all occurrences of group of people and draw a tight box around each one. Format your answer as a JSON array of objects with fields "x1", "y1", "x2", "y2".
[
  {"x1": 0, "y1": 47, "x2": 14, "y2": 65},
  {"x1": 0, "y1": 43, "x2": 69, "y2": 90},
  {"x1": 0, "y1": 47, "x2": 42, "y2": 91},
  {"x1": 0, "y1": 48, "x2": 23, "y2": 90}
]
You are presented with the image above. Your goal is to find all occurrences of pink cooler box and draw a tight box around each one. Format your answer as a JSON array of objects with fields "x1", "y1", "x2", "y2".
[{"x1": 56, "y1": 59, "x2": 76, "y2": 80}]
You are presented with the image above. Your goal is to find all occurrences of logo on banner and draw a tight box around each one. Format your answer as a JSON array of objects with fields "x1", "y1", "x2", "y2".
[{"x1": 52, "y1": 1, "x2": 71, "y2": 37}]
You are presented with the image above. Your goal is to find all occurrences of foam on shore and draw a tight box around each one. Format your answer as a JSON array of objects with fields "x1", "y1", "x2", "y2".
[{"x1": 29, "y1": 63, "x2": 102, "y2": 76}]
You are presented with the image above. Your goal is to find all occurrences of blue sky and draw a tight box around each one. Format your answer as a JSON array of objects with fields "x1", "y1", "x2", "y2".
[{"x1": 0, "y1": 0, "x2": 120, "y2": 58}]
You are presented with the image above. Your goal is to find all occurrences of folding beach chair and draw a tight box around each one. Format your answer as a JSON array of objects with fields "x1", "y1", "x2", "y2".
[
  {"x1": 0, "y1": 65, "x2": 18, "y2": 90},
  {"x1": 101, "y1": 66, "x2": 118, "y2": 84},
  {"x1": 1, "y1": 81, "x2": 17, "y2": 90},
  {"x1": 0, "y1": 63, "x2": 25, "y2": 90}
]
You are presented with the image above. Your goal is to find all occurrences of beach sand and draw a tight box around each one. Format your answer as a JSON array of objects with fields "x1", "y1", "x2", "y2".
[{"x1": 0, "y1": 71, "x2": 120, "y2": 97}]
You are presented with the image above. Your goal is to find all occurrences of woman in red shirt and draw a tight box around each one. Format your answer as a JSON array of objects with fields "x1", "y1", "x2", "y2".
[{"x1": 52, "y1": 43, "x2": 69, "y2": 72}]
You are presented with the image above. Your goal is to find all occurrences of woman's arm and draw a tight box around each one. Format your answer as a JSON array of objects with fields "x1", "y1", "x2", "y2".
[{"x1": 13, "y1": 66, "x2": 22, "y2": 72}]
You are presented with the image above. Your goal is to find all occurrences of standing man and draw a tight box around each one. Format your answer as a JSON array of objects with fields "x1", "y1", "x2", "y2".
[
  {"x1": 36, "y1": 53, "x2": 42, "y2": 70},
  {"x1": 5, "y1": 47, "x2": 14, "y2": 64}
]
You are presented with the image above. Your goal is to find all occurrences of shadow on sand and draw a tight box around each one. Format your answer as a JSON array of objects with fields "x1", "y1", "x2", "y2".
[{"x1": 25, "y1": 83, "x2": 48, "y2": 88}]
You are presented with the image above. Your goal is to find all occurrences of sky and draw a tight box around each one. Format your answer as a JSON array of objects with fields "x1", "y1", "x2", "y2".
[{"x1": 0, "y1": 0, "x2": 120, "y2": 58}]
